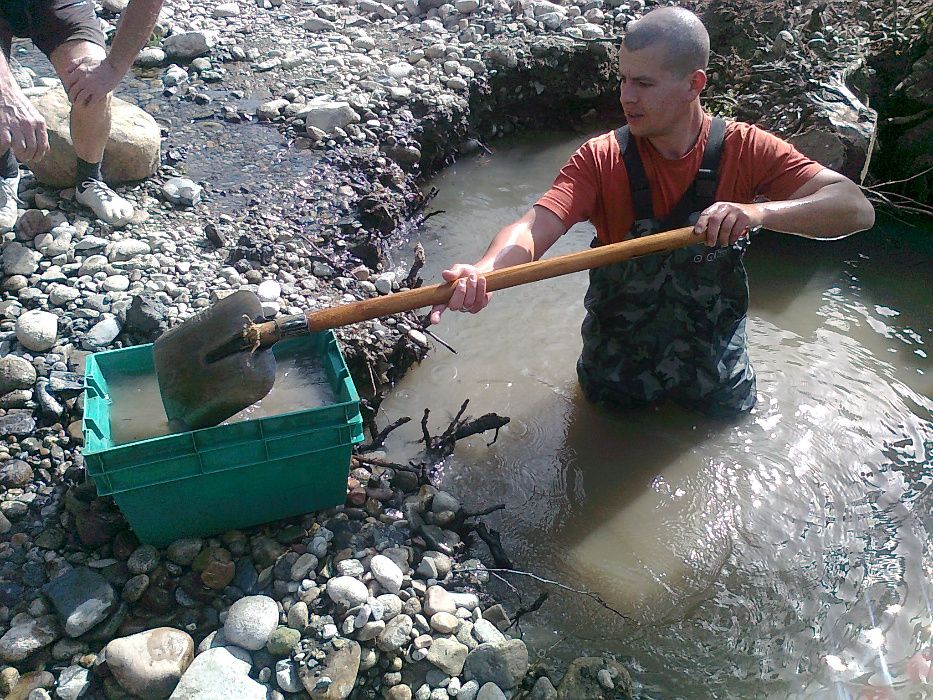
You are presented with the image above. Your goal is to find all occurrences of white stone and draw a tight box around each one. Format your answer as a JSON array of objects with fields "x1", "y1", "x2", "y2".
[
  {"x1": 168, "y1": 647, "x2": 263, "y2": 700},
  {"x1": 83, "y1": 315, "x2": 121, "y2": 350},
  {"x1": 105, "y1": 628, "x2": 194, "y2": 700},
  {"x1": 49, "y1": 284, "x2": 81, "y2": 306},
  {"x1": 223, "y1": 596, "x2": 279, "y2": 651},
  {"x1": 257, "y1": 280, "x2": 281, "y2": 302},
  {"x1": 374, "y1": 272, "x2": 395, "y2": 294},
  {"x1": 327, "y1": 576, "x2": 369, "y2": 608},
  {"x1": 387, "y1": 63, "x2": 413, "y2": 78},
  {"x1": 370, "y1": 554, "x2": 403, "y2": 594},
  {"x1": 2, "y1": 242, "x2": 40, "y2": 276},
  {"x1": 304, "y1": 101, "x2": 360, "y2": 135},
  {"x1": 471, "y1": 619, "x2": 505, "y2": 644},
  {"x1": 102, "y1": 274, "x2": 130, "y2": 292},
  {"x1": 55, "y1": 664, "x2": 90, "y2": 700},
  {"x1": 163, "y1": 31, "x2": 218, "y2": 60},
  {"x1": 275, "y1": 658, "x2": 302, "y2": 693},
  {"x1": 212, "y1": 2, "x2": 240, "y2": 17},
  {"x1": 15, "y1": 310, "x2": 58, "y2": 351}
]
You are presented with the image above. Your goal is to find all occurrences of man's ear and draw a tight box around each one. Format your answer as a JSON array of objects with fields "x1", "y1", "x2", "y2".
[{"x1": 688, "y1": 69, "x2": 707, "y2": 97}]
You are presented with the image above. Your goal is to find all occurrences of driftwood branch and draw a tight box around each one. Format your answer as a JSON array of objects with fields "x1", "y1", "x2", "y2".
[
  {"x1": 359, "y1": 416, "x2": 411, "y2": 452},
  {"x1": 419, "y1": 321, "x2": 457, "y2": 354},
  {"x1": 510, "y1": 591, "x2": 549, "y2": 630},
  {"x1": 421, "y1": 399, "x2": 511, "y2": 458},
  {"x1": 352, "y1": 454, "x2": 422, "y2": 475},
  {"x1": 454, "y1": 414, "x2": 509, "y2": 446},
  {"x1": 404, "y1": 243, "x2": 426, "y2": 289},
  {"x1": 421, "y1": 408, "x2": 432, "y2": 448},
  {"x1": 472, "y1": 521, "x2": 513, "y2": 569}
]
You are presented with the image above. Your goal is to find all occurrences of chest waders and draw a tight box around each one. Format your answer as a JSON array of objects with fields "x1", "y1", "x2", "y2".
[{"x1": 576, "y1": 118, "x2": 757, "y2": 417}]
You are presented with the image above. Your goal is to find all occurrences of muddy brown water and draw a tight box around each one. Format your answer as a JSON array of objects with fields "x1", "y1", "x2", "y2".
[
  {"x1": 106, "y1": 345, "x2": 335, "y2": 445},
  {"x1": 377, "y1": 127, "x2": 933, "y2": 699}
]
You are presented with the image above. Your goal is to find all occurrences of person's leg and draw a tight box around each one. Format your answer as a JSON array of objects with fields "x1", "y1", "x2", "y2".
[
  {"x1": 0, "y1": 25, "x2": 21, "y2": 231},
  {"x1": 673, "y1": 329, "x2": 757, "y2": 419},
  {"x1": 576, "y1": 356, "x2": 661, "y2": 410},
  {"x1": 48, "y1": 40, "x2": 134, "y2": 226}
]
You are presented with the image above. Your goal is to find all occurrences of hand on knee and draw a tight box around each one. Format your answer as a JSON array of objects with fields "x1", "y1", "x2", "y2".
[{"x1": 62, "y1": 56, "x2": 120, "y2": 108}]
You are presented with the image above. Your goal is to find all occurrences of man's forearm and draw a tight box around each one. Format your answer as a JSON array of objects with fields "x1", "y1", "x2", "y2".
[
  {"x1": 107, "y1": 0, "x2": 164, "y2": 74},
  {"x1": 475, "y1": 206, "x2": 566, "y2": 270},
  {"x1": 757, "y1": 180, "x2": 875, "y2": 239},
  {"x1": 475, "y1": 221, "x2": 537, "y2": 271}
]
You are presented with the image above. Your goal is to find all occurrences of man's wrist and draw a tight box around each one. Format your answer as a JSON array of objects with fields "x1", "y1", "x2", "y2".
[
  {"x1": 104, "y1": 53, "x2": 130, "y2": 78},
  {"x1": 750, "y1": 202, "x2": 768, "y2": 230}
]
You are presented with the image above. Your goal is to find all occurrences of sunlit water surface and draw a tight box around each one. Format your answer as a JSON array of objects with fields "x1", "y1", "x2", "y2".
[{"x1": 376, "y1": 127, "x2": 933, "y2": 699}]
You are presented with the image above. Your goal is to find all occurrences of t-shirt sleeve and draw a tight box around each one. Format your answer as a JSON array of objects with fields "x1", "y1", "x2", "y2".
[
  {"x1": 535, "y1": 139, "x2": 601, "y2": 228},
  {"x1": 745, "y1": 125, "x2": 825, "y2": 201}
]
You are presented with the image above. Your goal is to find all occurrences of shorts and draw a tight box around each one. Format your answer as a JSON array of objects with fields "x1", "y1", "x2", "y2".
[{"x1": 0, "y1": 0, "x2": 106, "y2": 58}]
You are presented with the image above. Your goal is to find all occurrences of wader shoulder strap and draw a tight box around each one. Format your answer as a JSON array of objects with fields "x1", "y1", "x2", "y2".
[
  {"x1": 659, "y1": 116, "x2": 728, "y2": 229},
  {"x1": 614, "y1": 125, "x2": 653, "y2": 222}
]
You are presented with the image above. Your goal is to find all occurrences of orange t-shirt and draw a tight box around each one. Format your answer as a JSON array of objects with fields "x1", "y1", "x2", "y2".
[{"x1": 536, "y1": 115, "x2": 825, "y2": 244}]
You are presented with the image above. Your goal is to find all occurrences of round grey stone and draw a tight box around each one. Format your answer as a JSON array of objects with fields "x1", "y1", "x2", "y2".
[
  {"x1": 0, "y1": 355, "x2": 36, "y2": 394},
  {"x1": 223, "y1": 595, "x2": 279, "y2": 651}
]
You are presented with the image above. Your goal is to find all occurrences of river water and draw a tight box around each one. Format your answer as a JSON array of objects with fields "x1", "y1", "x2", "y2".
[{"x1": 376, "y1": 127, "x2": 933, "y2": 699}]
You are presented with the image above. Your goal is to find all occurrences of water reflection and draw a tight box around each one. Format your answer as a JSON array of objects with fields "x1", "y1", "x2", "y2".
[{"x1": 378, "y1": 127, "x2": 932, "y2": 698}]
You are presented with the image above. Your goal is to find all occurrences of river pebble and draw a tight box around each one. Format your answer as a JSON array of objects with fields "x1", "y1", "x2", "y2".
[{"x1": 223, "y1": 595, "x2": 279, "y2": 650}]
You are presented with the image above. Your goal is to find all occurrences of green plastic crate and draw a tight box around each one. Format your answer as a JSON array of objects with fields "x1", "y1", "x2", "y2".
[{"x1": 82, "y1": 332, "x2": 363, "y2": 546}]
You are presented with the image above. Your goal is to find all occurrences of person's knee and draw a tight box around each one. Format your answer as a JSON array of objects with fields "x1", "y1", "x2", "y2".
[{"x1": 577, "y1": 362, "x2": 656, "y2": 410}]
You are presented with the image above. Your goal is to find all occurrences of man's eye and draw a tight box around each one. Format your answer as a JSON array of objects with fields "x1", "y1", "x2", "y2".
[{"x1": 638, "y1": 82, "x2": 652, "y2": 88}]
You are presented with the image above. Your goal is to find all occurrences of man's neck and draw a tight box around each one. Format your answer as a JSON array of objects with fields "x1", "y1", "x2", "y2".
[{"x1": 647, "y1": 104, "x2": 706, "y2": 160}]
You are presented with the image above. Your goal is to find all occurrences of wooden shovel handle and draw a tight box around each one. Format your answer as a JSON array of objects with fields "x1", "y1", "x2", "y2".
[{"x1": 255, "y1": 226, "x2": 698, "y2": 345}]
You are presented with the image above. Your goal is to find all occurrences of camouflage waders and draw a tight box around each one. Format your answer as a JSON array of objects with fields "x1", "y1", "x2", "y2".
[{"x1": 577, "y1": 118, "x2": 757, "y2": 417}]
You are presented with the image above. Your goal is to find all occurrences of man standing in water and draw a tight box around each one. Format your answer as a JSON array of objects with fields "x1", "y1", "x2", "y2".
[
  {"x1": 428, "y1": 6, "x2": 874, "y2": 417},
  {"x1": 0, "y1": 0, "x2": 164, "y2": 230}
]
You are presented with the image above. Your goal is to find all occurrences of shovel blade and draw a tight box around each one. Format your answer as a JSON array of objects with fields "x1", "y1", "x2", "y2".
[{"x1": 153, "y1": 290, "x2": 276, "y2": 431}]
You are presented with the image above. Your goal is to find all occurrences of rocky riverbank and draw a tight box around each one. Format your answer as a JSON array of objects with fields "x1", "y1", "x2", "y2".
[{"x1": 0, "y1": 0, "x2": 930, "y2": 697}]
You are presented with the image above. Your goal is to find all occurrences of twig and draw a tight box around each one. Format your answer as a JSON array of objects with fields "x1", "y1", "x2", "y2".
[
  {"x1": 352, "y1": 454, "x2": 422, "y2": 475},
  {"x1": 866, "y1": 164, "x2": 933, "y2": 188},
  {"x1": 421, "y1": 326, "x2": 457, "y2": 354},
  {"x1": 454, "y1": 567, "x2": 636, "y2": 623},
  {"x1": 441, "y1": 400, "x2": 471, "y2": 443},
  {"x1": 421, "y1": 408, "x2": 432, "y2": 448},
  {"x1": 454, "y1": 414, "x2": 509, "y2": 446},
  {"x1": 510, "y1": 591, "x2": 549, "y2": 630},
  {"x1": 473, "y1": 522, "x2": 513, "y2": 569},
  {"x1": 358, "y1": 416, "x2": 411, "y2": 452},
  {"x1": 419, "y1": 210, "x2": 446, "y2": 224},
  {"x1": 404, "y1": 243, "x2": 426, "y2": 289}
]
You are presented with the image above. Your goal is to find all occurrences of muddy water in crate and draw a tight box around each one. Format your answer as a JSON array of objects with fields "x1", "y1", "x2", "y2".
[{"x1": 107, "y1": 347, "x2": 335, "y2": 445}]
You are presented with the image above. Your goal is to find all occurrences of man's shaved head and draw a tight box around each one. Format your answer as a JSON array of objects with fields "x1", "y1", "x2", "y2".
[{"x1": 622, "y1": 7, "x2": 710, "y2": 76}]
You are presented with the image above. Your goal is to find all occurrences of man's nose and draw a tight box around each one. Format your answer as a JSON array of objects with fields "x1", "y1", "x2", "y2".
[{"x1": 619, "y1": 83, "x2": 636, "y2": 103}]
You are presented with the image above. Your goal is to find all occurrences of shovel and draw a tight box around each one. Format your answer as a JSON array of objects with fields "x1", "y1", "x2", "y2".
[{"x1": 153, "y1": 225, "x2": 700, "y2": 430}]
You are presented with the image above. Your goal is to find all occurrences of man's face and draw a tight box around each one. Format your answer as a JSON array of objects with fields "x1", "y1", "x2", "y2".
[{"x1": 617, "y1": 44, "x2": 700, "y2": 139}]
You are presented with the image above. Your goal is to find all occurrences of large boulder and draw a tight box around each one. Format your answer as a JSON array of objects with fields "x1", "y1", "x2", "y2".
[
  {"x1": 27, "y1": 86, "x2": 161, "y2": 187},
  {"x1": 105, "y1": 628, "x2": 194, "y2": 700}
]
